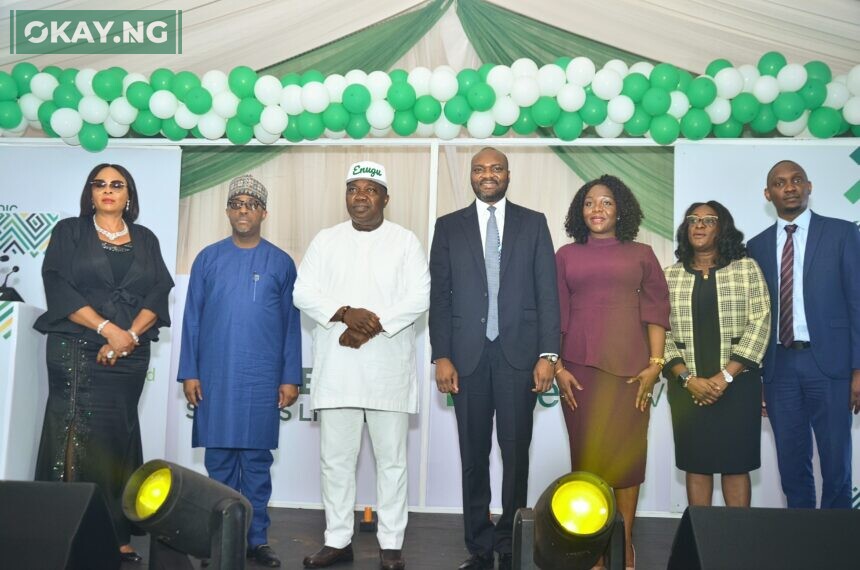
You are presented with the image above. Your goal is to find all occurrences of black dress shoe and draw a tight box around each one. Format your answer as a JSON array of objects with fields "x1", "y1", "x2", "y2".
[
  {"x1": 458, "y1": 553, "x2": 494, "y2": 570},
  {"x1": 119, "y1": 550, "x2": 142, "y2": 563},
  {"x1": 247, "y1": 544, "x2": 281, "y2": 567},
  {"x1": 498, "y1": 552, "x2": 512, "y2": 570},
  {"x1": 379, "y1": 548, "x2": 406, "y2": 570},
  {"x1": 303, "y1": 544, "x2": 354, "y2": 568}
]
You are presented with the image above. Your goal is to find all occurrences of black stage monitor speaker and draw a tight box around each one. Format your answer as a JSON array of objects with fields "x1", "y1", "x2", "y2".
[
  {"x1": 0, "y1": 481, "x2": 120, "y2": 570},
  {"x1": 668, "y1": 506, "x2": 859, "y2": 570}
]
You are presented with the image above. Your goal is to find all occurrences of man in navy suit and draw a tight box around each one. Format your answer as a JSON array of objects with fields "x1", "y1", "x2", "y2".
[
  {"x1": 429, "y1": 147, "x2": 560, "y2": 570},
  {"x1": 748, "y1": 159, "x2": 860, "y2": 509}
]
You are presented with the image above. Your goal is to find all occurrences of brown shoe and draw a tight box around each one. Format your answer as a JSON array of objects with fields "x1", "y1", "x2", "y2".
[
  {"x1": 379, "y1": 549, "x2": 406, "y2": 570},
  {"x1": 303, "y1": 544, "x2": 354, "y2": 568}
]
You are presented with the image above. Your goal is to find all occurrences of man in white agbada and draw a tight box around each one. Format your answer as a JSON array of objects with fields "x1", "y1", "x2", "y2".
[{"x1": 295, "y1": 161, "x2": 430, "y2": 570}]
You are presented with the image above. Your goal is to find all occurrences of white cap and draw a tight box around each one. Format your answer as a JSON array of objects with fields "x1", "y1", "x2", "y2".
[{"x1": 346, "y1": 160, "x2": 387, "y2": 188}]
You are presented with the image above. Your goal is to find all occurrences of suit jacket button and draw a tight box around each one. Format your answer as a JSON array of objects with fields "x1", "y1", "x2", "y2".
[
  {"x1": 480, "y1": 318, "x2": 486, "y2": 323},
  {"x1": 483, "y1": 292, "x2": 488, "y2": 297}
]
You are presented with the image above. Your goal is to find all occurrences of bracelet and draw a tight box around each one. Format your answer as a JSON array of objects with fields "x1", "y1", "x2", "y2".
[
  {"x1": 554, "y1": 363, "x2": 566, "y2": 378},
  {"x1": 128, "y1": 329, "x2": 140, "y2": 344},
  {"x1": 649, "y1": 356, "x2": 665, "y2": 369},
  {"x1": 96, "y1": 319, "x2": 110, "y2": 335}
]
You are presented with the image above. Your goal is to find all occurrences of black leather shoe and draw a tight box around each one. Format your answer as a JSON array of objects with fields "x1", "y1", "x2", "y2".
[
  {"x1": 379, "y1": 548, "x2": 406, "y2": 570},
  {"x1": 303, "y1": 544, "x2": 354, "y2": 568},
  {"x1": 498, "y1": 552, "x2": 512, "y2": 570},
  {"x1": 458, "y1": 553, "x2": 494, "y2": 570},
  {"x1": 119, "y1": 550, "x2": 142, "y2": 563},
  {"x1": 247, "y1": 544, "x2": 281, "y2": 567}
]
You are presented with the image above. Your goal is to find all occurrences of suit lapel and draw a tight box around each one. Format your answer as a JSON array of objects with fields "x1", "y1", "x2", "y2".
[
  {"x1": 500, "y1": 201, "x2": 520, "y2": 282},
  {"x1": 460, "y1": 202, "x2": 487, "y2": 288},
  {"x1": 761, "y1": 223, "x2": 778, "y2": 294},
  {"x1": 803, "y1": 212, "x2": 823, "y2": 282}
]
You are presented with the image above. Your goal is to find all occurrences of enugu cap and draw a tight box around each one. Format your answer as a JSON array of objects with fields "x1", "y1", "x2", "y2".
[{"x1": 346, "y1": 161, "x2": 387, "y2": 188}]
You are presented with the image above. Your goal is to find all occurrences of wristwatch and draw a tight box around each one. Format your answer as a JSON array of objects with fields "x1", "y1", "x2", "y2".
[
  {"x1": 721, "y1": 368, "x2": 734, "y2": 383},
  {"x1": 540, "y1": 354, "x2": 559, "y2": 364},
  {"x1": 678, "y1": 370, "x2": 692, "y2": 389}
]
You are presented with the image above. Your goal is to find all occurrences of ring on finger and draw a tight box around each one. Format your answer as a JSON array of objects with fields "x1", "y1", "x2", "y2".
[{"x1": 107, "y1": 350, "x2": 115, "y2": 359}]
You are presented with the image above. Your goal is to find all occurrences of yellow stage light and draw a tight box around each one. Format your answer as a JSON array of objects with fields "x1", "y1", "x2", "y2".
[
  {"x1": 135, "y1": 467, "x2": 172, "y2": 519},
  {"x1": 551, "y1": 480, "x2": 610, "y2": 535}
]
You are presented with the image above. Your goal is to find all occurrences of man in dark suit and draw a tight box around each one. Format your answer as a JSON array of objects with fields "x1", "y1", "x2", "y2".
[
  {"x1": 748, "y1": 159, "x2": 860, "y2": 509},
  {"x1": 429, "y1": 147, "x2": 560, "y2": 569}
]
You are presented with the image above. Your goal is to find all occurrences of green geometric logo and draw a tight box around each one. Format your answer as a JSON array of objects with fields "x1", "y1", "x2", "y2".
[{"x1": 0, "y1": 212, "x2": 59, "y2": 257}]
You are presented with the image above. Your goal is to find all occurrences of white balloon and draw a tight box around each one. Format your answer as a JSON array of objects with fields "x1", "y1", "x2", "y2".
[
  {"x1": 714, "y1": 67, "x2": 743, "y2": 99},
  {"x1": 510, "y1": 77, "x2": 540, "y2": 107},
  {"x1": 738, "y1": 64, "x2": 760, "y2": 92},
  {"x1": 833, "y1": 74, "x2": 848, "y2": 85},
  {"x1": 595, "y1": 118, "x2": 624, "y2": 138},
  {"x1": 628, "y1": 62, "x2": 654, "y2": 78},
  {"x1": 407, "y1": 67, "x2": 432, "y2": 97},
  {"x1": 566, "y1": 57, "x2": 595, "y2": 86},
  {"x1": 78, "y1": 95, "x2": 110, "y2": 123},
  {"x1": 174, "y1": 103, "x2": 199, "y2": 129},
  {"x1": 823, "y1": 81, "x2": 850, "y2": 109},
  {"x1": 254, "y1": 75, "x2": 283, "y2": 106},
  {"x1": 491, "y1": 96, "x2": 519, "y2": 126},
  {"x1": 30, "y1": 72, "x2": 59, "y2": 101},
  {"x1": 467, "y1": 111, "x2": 495, "y2": 138},
  {"x1": 254, "y1": 123, "x2": 281, "y2": 144},
  {"x1": 366, "y1": 70, "x2": 392, "y2": 101},
  {"x1": 370, "y1": 126, "x2": 390, "y2": 137},
  {"x1": 603, "y1": 59, "x2": 629, "y2": 78},
  {"x1": 557, "y1": 84, "x2": 586, "y2": 112},
  {"x1": 324, "y1": 128, "x2": 347, "y2": 140},
  {"x1": 537, "y1": 64, "x2": 566, "y2": 96},
  {"x1": 415, "y1": 122, "x2": 435, "y2": 137},
  {"x1": 705, "y1": 97, "x2": 731, "y2": 124},
  {"x1": 121, "y1": 72, "x2": 146, "y2": 93},
  {"x1": 433, "y1": 115, "x2": 460, "y2": 140},
  {"x1": 366, "y1": 100, "x2": 394, "y2": 129},
  {"x1": 75, "y1": 68, "x2": 97, "y2": 96},
  {"x1": 752, "y1": 76, "x2": 780, "y2": 104},
  {"x1": 607, "y1": 95, "x2": 635, "y2": 123},
  {"x1": 19, "y1": 93, "x2": 43, "y2": 121},
  {"x1": 50, "y1": 108, "x2": 83, "y2": 138},
  {"x1": 103, "y1": 116, "x2": 129, "y2": 137},
  {"x1": 847, "y1": 65, "x2": 860, "y2": 96},
  {"x1": 486, "y1": 65, "x2": 514, "y2": 97},
  {"x1": 794, "y1": 128, "x2": 813, "y2": 139},
  {"x1": 429, "y1": 69, "x2": 458, "y2": 102},
  {"x1": 324, "y1": 74, "x2": 347, "y2": 103},
  {"x1": 278, "y1": 85, "x2": 303, "y2": 115},
  {"x1": 591, "y1": 69, "x2": 623, "y2": 100},
  {"x1": 301, "y1": 82, "x2": 330, "y2": 113},
  {"x1": 28, "y1": 119, "x2": 43, "y2": 131},
  {"x1": 776, "y1": 110, "x2": 809, "y2": 136},
  {"x1": 511, "y1": 58, "x2": 539, "y2": 78},
  {"x1": 148, "y1": 90, "x2": 178, "y2": 119},
  {"x1": 201, "y1": 70, "x2": 228, "y2": 94},
  {"x1": 777, "y1": 64, "x2": 807, "y2": 92},
  {"x1": 668, "y1": 91, "x2": 691, "y2": 119},
  {"x1": 62, "y1": 135, "x2": 80, "y2": 146},
  {"x1": 198, "y1": 111, "x2": 227, "y2": 139},
  {"x1": 260, "y1": 105, "x2": 288, "y2": 134},
  {"x1": 344, "y1": 69, "x2": 368, "y2": 86},
  {"x1": 109, "y1": 97, "x2": 138, "y2": 125},
  {"x1": 842, "y1": 96, "x2": 860, "y2": 125}
]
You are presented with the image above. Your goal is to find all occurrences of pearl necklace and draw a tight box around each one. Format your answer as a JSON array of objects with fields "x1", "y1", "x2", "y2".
[{"x1": 93, "y1": 216, "x2": 128, "y2": 240}]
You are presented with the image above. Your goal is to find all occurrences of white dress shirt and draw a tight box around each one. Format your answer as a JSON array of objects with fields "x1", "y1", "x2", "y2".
[{"x1": 775, "y1": 208, "x2": 811, "y2": 342}]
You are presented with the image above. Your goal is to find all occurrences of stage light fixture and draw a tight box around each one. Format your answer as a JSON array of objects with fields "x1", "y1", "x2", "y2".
[{"x1": 122, "y1": 459, "x2": 252, "y2": 570}]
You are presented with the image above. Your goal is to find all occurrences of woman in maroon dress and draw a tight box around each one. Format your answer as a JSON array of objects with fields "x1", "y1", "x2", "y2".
[{"x1": 554, "y1": 175, "x2": 670, "y2": 568}]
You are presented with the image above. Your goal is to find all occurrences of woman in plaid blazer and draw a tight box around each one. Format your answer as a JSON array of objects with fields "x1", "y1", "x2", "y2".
[{"x1": 664, "y1": 200, "x2": 770, "y2": 508}]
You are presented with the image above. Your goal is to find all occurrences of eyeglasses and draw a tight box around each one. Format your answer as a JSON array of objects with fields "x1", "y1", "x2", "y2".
[
  {"x1": 686, "y1": 215, "x2": 719, "y2": 227},
  {"x1": 227, "y1": 199, "x2": 264, "y2": 211},
  {"x1": 91, "y1": 180, "x2": 127, "y2": 190}
]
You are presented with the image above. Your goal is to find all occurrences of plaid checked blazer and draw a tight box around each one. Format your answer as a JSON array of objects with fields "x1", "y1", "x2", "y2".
[{"x1": 663, "y1": 257, "x2": 771, "y2": 375}]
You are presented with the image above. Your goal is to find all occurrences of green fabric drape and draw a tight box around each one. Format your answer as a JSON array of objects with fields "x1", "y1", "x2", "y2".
[
  {"x1": 179, "y1": 0, "x2": 451, "y2": 198},
  {"x1": 457, "y1": 0, "x2": 674, "y2": 239}
]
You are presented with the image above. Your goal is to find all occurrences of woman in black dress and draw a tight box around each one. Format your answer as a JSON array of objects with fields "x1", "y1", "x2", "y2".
[
  {"x1": 34, "y1": 163, "x2": 173, "y2": 562},
  {"x1": 663, "y1": 201, "x2": 770, "y2": 507}
]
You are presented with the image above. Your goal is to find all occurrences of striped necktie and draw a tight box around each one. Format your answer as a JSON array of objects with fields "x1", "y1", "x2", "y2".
[{"x1": 778, "y1": 224, "x2": 798, "y2": 348}]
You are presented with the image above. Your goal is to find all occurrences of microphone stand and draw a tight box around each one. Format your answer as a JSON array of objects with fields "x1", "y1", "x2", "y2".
[{"x1": 0, "y1": 266, "x2": 23, "y2": 302}]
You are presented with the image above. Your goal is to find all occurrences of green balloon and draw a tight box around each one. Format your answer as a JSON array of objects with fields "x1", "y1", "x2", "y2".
[
  {"x1": 228, "y1": 66, "x2": 257, "y2": 98},
  {"x1": 38, "y1": 101, "x2": 57, "y2": 127},
  {"x1": 226, "y1": 117, "x2": 253, "y2": 144},
  {"x1": 705, "y1": 59, "x2": 732, "y2": 77},
  {"x1": 555, "y1": 56, "x2": 573, "y2": 69},
  {"x1": 300, "y1": 70, "x2": 325, "y2": 85},
  {"x1": 553, "y1": 111, "x2": 583, "y2": 141},
  {"x1": 443, "y1": 95, "x2": 472, "y2": 125},
  {"x1": 852, "y1": 124, "x2": 860, "y2": 137},
  {"x1": 680, "y1": 108, "x2": 712, "y2": 140},
  {"x1": 531, "y1": 96, "x2": 561, "y2": 127},
  {"x1": 280, "y1": 73, "x2": 301, "y2": 86},
  {"x1": 322, "y1": 103, "x2": 350, "y2": 131},
  {"x1": 622, "y1": 73, "x2": 650, "y2": 103},
  {"x1": 149, "y1": 68, "x2": 174, "y2": 91},
  {"x1": 757, "y1": 52, "x2": 787, "y2": 77},
  {"x1": 342, "y1": 84, "x2": 372, "y2": 114},
  {"x1": 730, "y1": 93, "x2": 760, "y2": 123},
  {"x1": 389, "y1": 69, "x2": 409, "y2": 83},
  {"x1": 53, "y1": 83, "x2": 82, "y2": 109},
  {"x1": 92, "y1": 69, "x2": 123, "y2": 101},
  {"x1": 466, "y1": 83, "x2": 496, "y2": 112},
  {"x1": 346, "y1": 113, "x2": 371, "y2": 139},
  {"x1": 808, "y1": 107, "x2": 842, "y2": 138},
  {"x1": 127, "y1": 82, "x2": 154, "y2": 110},
  {"x1": 237, "y1": 98, "x2": 264, "y2": 126},
  {"x1": 649, "y1": 114, "x2": 680, "y2": 144},
  {"x1": 492, "y1": 123, "x2": 510, "y2": 136},
  {"x1": 59, "y1": 68, "x2": 78, "y2": 85},
  {"x1": 750, "y1": 103, "x2": 778, "y2": 134},
  {"x1": 686, "y1": 77, "x2": 717, "y2": 108},
  {"x1": 511, "y1": 106, "x2": 537, "y2": 135},
  {"x1": 838, "y1": 117, "x2": 850, "y2": 136},
  {"x1": 11, "y1": 62, "x2": 38, "y2": 95},
  {"x1": 477, "y1": 63, "x2": 495, "y2": 81},
  {"x1": 579, "y1": 95, "x2": 607, "y2": 126},
  {"x1": 772, "y1": 92, "x2": 805, "y2": 122},
  {"x1": 387, "y1": 82, "x2": 417, "y2": 111},
  {"x1": 642, "y1": 87, "x2": 671, "y2": 116},
  {"x1": 78, "y1": 122, "x2": 109, "y2": 152},
  {"x1": 297, "y1": 111, "x2": 324, "y2": 140},
  {"x1": 650, "y1": 63, "x2": 680, "y2": 91},
  {"x1": 109, "y1": 67, "x2": 127, "y2": 81},
  {"x1": 161, "y1": 117, "x2": 188, "y2": 141},
  {"x1": 185, "y1": 87, "x2": 213, "y2": 114},
  {"x1": 804, "y1": 61, "x2": 832, "y2": 84},
  {"x1": 392, "y1": 110, "x2": 418, "y2": 136},
  {"x1": 0, "y1": 72, "x2": 19, "y2": 101},
  {"x1": 713, "y1": 117, "x2": 743, "y2": 138},
  {"x1": 172, "y1": 71, "x2": 200, "y2": 101},
  {"x1": 191, "y1": 126, "x2": 203, "y2": 139},
  {"x1": 42, "y1": 65, "x2": 62, "y2": 79},
  {"x1": 799, "y1": 79, "x2": 827, "y2": 109},
  {"x1": 0, "y1": 101, "x2": 22, "y2": 129},
  {"x1": 413, "y1": 95, "x2": 442, "y2": 123},
  {"x1": 283, "y1": 115, "x2": 303, "y2": 142},
  {"x1": 677, "y1": 69, "x2": 693, "y2": 92},
  {"x1": 624, "y1": 107, "x2": 651, "y2": 136},
  {"x1": 131, "y1": 110, "x2": 162, "y2": 136},
  {"x1": 457, "y1": 69, "x2": 481, "y2": 97}
]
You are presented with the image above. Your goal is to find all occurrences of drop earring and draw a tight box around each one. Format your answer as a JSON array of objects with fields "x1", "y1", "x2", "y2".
[{"x1": 126, "y1": 200, "x2": 130, "y2": 211}]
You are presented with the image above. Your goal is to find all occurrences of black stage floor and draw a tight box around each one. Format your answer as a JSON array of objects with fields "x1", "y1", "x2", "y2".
[{"x1": 128, "y1": 508, "x2": 680, "y2": 569}]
